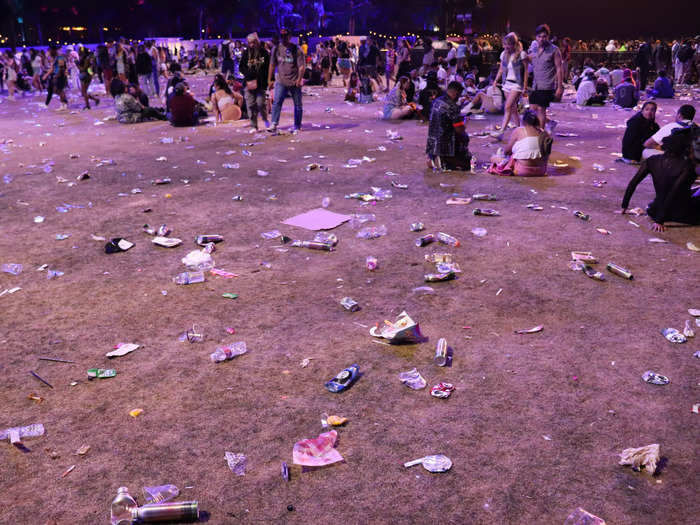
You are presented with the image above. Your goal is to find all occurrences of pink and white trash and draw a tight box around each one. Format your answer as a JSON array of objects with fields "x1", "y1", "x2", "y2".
[{"x1": 293, "y1": 430, "x2": 344, "y2": 467}]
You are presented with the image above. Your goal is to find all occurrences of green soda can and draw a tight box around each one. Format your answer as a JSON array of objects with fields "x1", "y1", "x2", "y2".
[{"x1": 87, "y1": 368, "x2": 117, "y2": 380}]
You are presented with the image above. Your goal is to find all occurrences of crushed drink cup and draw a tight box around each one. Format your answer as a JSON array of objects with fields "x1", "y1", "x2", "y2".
[
  {"x1": 398, "y1": 368, "x2": 427, "y2": 390},
  {"x1": 225, "y1": 452, "x2": 247, "y2": 476},
  {"x1": 325, "y1": 364, "x2": 360, "y2": 393},
  {"x1": 642, "y1": 370, "x2": 669, "y2": 385},
  {"x1": 403, "y1": 454, "x2": 452, "y2": 473},
  {"x1": 143, "y1": 484, "x2": 180, "y2": 505},
  {"x1": 661, "y1": 328, "x2": 686, "y2": 344},
  {"x1": 210, "y1": 342, "x2": 247, "y2": 363}
]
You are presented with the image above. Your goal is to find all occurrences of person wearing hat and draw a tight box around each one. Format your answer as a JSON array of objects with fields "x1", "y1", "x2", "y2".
[
  {"x1": 267, "y1": 28, "x2": 306, "y2": 133},
  {"x1": 240, "y1": 32, "x2": 270, "y2": 130}
]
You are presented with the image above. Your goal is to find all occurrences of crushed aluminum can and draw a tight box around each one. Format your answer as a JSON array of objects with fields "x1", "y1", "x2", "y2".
[
  {"x1": 473, "y1": 208, "x2": 500, "y2": 216},
  {"x1": 581, "y1": 264, "x2": 605, "y2": 281},
  {"x1": 196, "y1": 234, "x2": 223, "y2": 245},
  {"x1": 340, "y1": 297, "x2": 360, "y2": 312},
  {"x1": 281, "y1": 461, "x2": 290, "y2": 481},
  {"x1": 424, "y1": 272, "x2": 456, "y2": 282},
  {"x1": 410, "y1": 222, "x2": 425, "y2": 232},
  {"x1": 606, "y1": 262, "x2": 633, "y2": 280},
  {"x1": 573, "y1": 210, "x2": 591, "y2": 221},
  {"x1": 157, "y1": 224, "x2": 171, "y2": 237},
  {"x1": 472, "y1": 193, "x2": 498, "y2": 201},
  {"x1": 434, "y1": 338, "x2": 448, "y2": 366},
  {"x1": 232, "y1": 195, "x2": 243, "y2": 201},
  {"x1": 366, "y1": 256, "x2": 378, "y2": 270},
  {"x1": 430, "y1": 382, "x2": 455, "y2": 398},
  {"x1": 642, "y1": 370, "x2": 669, "y2": 385},
  {"x1": 661, "y1": 328, "x2": 686, "y2": 344},
  {"x1": 87, "y1": 368, "x2": 116, "y2": 379},
  {"x1": 415, "y1": 234, "x2": 436, "y2": 247},
  {"x1": 151, "y1": 178, "x2": 172, "y2": 185}
]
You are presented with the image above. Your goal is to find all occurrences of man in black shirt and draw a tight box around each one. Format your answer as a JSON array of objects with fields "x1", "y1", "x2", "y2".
[
  {"x1": 621, "y1": 127, "x2": 700, "y2": 231},
  {"x1": 621, "y1": 101, "x2": 659, "y2": 162}
]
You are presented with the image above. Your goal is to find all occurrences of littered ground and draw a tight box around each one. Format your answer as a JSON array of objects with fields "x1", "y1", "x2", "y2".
[{"x1": 0, "y1": 75, "x2": 698, "y2": 525}]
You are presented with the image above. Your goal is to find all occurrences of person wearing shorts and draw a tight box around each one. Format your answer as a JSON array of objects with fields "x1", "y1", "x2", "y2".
[
  {"x1": 492, "y1": 32, "x2": 529, "y2": 141},
  {"x1": 528, "y1": 24, "x2": 562, "y2": 133}
]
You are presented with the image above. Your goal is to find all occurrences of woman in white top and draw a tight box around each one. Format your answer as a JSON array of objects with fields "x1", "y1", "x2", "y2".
[
  {"x1": 493, "y1": 33, "x2": 529, "y2": 141},
  {"x1": 489, "y1": 110, "x2": 548, "y2": 176},
  {"x1": 210, "y1": 74, "x2": 242, "y2": 122},
  {"x1": 31, "y1": 50, "x2": 44, "y2": 92}
]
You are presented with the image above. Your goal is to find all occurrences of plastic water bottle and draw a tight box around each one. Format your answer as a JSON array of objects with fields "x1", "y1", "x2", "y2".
[
  {"x1": 172, "y1": 271, "x2": 205, "y2": 285},
  {"x1": 210, "y1": 342, "x2": 247, "y2": 363},
  {"x1": 436, "y1": 232, "x2": 460, "y2": 247},
  {"x1": 1, "y1": 263, "x2": 23, "y2": 275},
  {"x1": 110, "y1": 487, "x2": 137, "y2": 525}
]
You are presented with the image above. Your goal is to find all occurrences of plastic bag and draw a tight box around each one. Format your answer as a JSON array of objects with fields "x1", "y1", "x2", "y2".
[
  {"x1": 356, "y1": 225, "x2": 387, "y2": 239},
  {"x1": 181, "y1": 251, "x2": 214, "y2": 271}
]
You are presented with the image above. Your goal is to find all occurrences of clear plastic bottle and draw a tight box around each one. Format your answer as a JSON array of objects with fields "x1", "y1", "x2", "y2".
[
  {"x1": 436, "y1": 232, "x2": 460, "y2": 246},
  {"x1": 172, "y1": 271, "x2": 205, "y2": 285},
  {"x1": 210, "y1": 342, "x2": 247, "y2": 363},
  {"x1": 356, "y1": 225, "x2": 388, "y2": 239},
  {"x1": 110, "y1": 486, "x2": 137, "y2": 525}
]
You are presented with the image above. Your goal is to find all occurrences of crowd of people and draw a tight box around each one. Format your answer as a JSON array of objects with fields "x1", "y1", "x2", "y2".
[{"x1": 0, "y1": 25, "x2": 697, "y2": 229}]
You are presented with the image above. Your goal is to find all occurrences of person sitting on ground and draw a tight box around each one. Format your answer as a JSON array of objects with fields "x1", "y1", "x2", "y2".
[
  {"x1": 382, "y1": 76, "x2": 416, "y2": 120},
  {"x1": 127, "y1": 83, "x2": 149, "y2": 107},
  {"x1": 110, "y1": 78, "x2": 165, "y2": 123},
  {"x1": 461, "y1": 81, "x2": 504, "y2": 115},
  {"x1": 426, "y1": 80, "x2": 471, "y2": 171},
  {"x1": 345, "y1": 71, "x2": 360, "y2": 102},
  {"x1": 167, "y1": 81, "x2": 204, "y2": 126},
  {"x1": 621, "y1": 126, "x2": 700, "y2": 231},
  {"x1": 613, "y1": 69, "x2": 639, "y2": 108},
  {"x1": 462, "y1": 74, "x2": 478, "y2": 100},
  {"x1": 488, "y1": 109, "x2": 550, "y2": 176},
  {"x1": 620, "y1": 101, "x2": 659, "y2": 163},
  {"x1": 210, "y1": 73, "x2": 242, "y2": 121},
  {"x1": 609, "y1": 64, "x2": 625, "y2": 87},
  {"x1": 357, "y1": 66, "x2": 380, "y2": 103},
  {"x1": 576, "y1": 69, "x2": 605, "y2": 105},
  {"x1": 646, "y1": 70, "x2": 674, "y2": 99},
  {"x1": 642, "y1": 104, "x2": 695, "y2": 159}
]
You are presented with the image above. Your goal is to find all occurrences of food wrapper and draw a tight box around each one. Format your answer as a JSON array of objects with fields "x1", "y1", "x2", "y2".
[{"x1": 370, "y1": 311, "x2": 424, "y2": 344}]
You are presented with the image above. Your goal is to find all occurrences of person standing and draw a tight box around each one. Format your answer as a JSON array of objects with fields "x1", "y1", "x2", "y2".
[
  {"x1": 147, "y1": 41, "x2": 160, "y2": 97},
  {"x1": 426, "y1": 81, "x2": 471, "y2": 171},
  {"x1": 136, "y1": 45, "x2": 154, "y2": 95},
  {"x1": 77, "y1": 47, "x2": 100, "y2": 109},
  {"x1": 384, "y1": 40, "x2": 396, "y2": 93},
  {"x1": 268, "y1": 28, "x2": 306, "y2": 134},
  {"x1": 528, "y1": 24, "x2": 563, "y2": 133},
  {"x1": 493, "y1": 32, "x2": 529, "y2": 141},
  {"x1": 396, "y1": 39, "x2": 412, "y2": 81},
  {"x1": 44, "y1": 45, "x2": 68, "y2": 110},
  {"x1": 635, "y1": 39, "x2": 652, "y2": 90},
  {"x1": 240, "y1": 32, "x2": 270, "y2": 130},
  {"x1": 221, "y1": 39, "x2": 235, "y2": 78}
]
